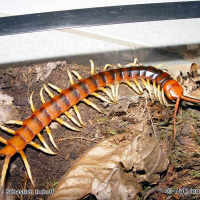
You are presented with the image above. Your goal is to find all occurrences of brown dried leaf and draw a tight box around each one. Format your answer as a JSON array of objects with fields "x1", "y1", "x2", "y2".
[{"x1": 50, "y1": 122, "x2": 169, "y2": 200}]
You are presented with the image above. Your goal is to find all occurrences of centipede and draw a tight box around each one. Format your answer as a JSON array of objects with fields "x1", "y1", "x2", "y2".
[{"x1": 0, "y1": 60, "x2": 200, "y2": 188}]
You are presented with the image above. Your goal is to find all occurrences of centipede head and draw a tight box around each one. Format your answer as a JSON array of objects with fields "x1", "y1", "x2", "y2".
[{"x1": 163, "y1": 80, "x2": 200, "y2": 140}]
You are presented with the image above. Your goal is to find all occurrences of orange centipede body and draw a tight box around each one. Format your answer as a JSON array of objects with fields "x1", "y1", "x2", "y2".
[{"x1": 0, "y1": 64, "x2": 200, "y2": 188}]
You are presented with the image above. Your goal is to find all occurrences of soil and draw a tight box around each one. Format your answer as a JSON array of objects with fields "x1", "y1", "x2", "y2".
[{"x1": 0, "y1": 60, "x2": 200, "y2": 200}]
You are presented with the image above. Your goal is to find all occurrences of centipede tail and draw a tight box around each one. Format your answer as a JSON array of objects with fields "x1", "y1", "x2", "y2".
[{"x1": 1, "y1": 61, "x2": 200, "y2": 187}]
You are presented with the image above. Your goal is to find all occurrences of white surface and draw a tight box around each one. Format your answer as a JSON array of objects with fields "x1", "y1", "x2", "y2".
[{"x1": 0, "y1": 0, "x2": 199, "y2": 64}]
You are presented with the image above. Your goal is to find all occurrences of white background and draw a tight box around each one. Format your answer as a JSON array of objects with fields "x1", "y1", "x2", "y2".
[{"x1": 0, "y1": 0, "x2": 199, "y2": 65}]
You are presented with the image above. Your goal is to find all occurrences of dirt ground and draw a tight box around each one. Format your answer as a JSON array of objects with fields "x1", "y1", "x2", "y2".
[{"x1": 0, "y1": 60, "x2": 200, "y2": 200}]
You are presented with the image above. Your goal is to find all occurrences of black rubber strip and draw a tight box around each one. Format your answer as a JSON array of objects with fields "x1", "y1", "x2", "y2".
[{"x1": 0, "y1": 1, "x2": 200, "y2": 36}]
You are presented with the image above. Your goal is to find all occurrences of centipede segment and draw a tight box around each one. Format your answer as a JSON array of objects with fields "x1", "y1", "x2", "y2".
[{"x1": 0, "y1": 60, "x2": 200, "y2": 188}]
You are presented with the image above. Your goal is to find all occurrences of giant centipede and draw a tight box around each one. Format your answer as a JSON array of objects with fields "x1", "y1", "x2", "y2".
[{"x1": 0, "y1": 60, "x2": 200, "y2": 188}]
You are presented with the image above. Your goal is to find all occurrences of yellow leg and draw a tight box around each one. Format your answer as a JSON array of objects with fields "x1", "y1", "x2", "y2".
[
  {"x1": 141, "y1": 78, "x2": 148, "y2": 90},
  {"x1": 0, "y1": 136, "x2": 7, "y2": 144},
  {"x1": 153, "y1": 81, "x2": 158, "y2": 100},
  {"x1": 73, "y1": 105, "x2": 84, "y2": 126},
  {"x1": 133, "y1": 79, "x2": 143, "y2": 94},
  {"x1": 29, "y1": 141, "x2": 56, "y2": 155},
  {"x1": 44, "y1": 126, "x2": 58, "y2": 149},
  {"x1": 103, "y1": 64, "x2": 114, "y2": 71},
  {"x1": 55, "y1": 118, "x2": 81, "y2": 131},
  {"x1": 30, "y1": 91, "x2": 35, "y2": 112},
  {"x1": 1, "y1": 155, "x2": 11, "y2": 187},
  {"x1": 162, "y1": 88, "x2": 169, "y2": 106},
  {"x1": 5, "y1": 120, "x2": 23, "y2": 125},
  {"x1": 71, "y1": 70, "x2": 82, "y2": 80},
  {"x1": 99, "y1": 87, "x2": 115, "y2": 102},
  {"x1": 91, "y1": 92, "x2": 112, "y2": 104},
  {"x1": 118, "y1": 63, "x2": 123, "y2": 68},
  {"x1": 157, "y1": 85, "x2": 164, "y2": 105},
  {"x1": 82, "y1": 99, "x2": 103, "y2": 113},
  {"x1": 155, "y1": 64, "x2": 167, "y2": 70},
  {"x1": 48, "y1": 83, "x2": 62, "y2": 93},
  {"x1": 146, "y1": 79, "x2": 153, "y2": 100},
  {"x1": 125, "y1": 58, "x2": 139, "y2": 67},
  {"x1": 89, "y1": 60, "x2": 95, "y2": 75},
  {"x1": 0, "y1": 125, "x2": 15, "y2": 134},
  {"x1": 19, "y1": 150, "x2": 35, "y2": 187},
  {"x1": 125, "y1": 81, "x2": 141, "y2": 94},
  {"x1": 62, "y1": 111, "x2": 82, "y2": 127},
  {"x1": 43, "y1": 85, "x2": 54, "y2": 98},
  {"x1": 37, "y1": 132, "x2": 56, "y2": 153},
  {"x1": 115, "y1": 83, "x2": 119, "y2": 101},
  {"x1": 108, "y1": 84, "x2": 118, "y2": 103}
]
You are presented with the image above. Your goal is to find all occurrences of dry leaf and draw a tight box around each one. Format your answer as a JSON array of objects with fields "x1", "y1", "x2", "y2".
[{"x1": 50, "y1": 122, "x2": 169, "y2": 200}]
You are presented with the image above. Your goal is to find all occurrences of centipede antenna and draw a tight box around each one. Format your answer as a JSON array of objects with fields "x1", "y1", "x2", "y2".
[
  {"x1": 1, "y1": 154, "x2": 11, "y2": 187},
  {"x1": 0, "y1": 126, "x2": 15, "y2": 135},
  {"x1": 0, "y1": 136, "x2": 7, "y2": 144},
  {"x1": 173, "y1": 97, "x2": 180, "y2": 140},
  {"x1": 89, "y1": 60, "x2": 95, "y2": 75},
  {"x1": 72, "y1": 70, "x2": 82, "y2": 80},
  {"x1": 55, "y1": 118, "x2": 81, "y2": 131},
  {"x1": 134, "y1": 79, "x2": 144, "y2": 94},
  {"x1": 99, "y1": 87, "x2": 115, "y2": 102},
  {"x1": 181, "y1": 96, "x2": 200, "y2": 104},
  {"x1": 29, "y1": 141, "x2": 57, "y2": 155},
  {"x1": 125, "y1": 81, "x2": 141, "y2": 94},
  {"x1": 91, "y1": 92, "x2": 113, "y2": 104},
  {"x1": 5, "y1": 120, "x2": 23, "y2": 125},
  {"x1": 82, "y1": 99, "x2": 103, "y2": 113},
  {"x1": 45, "y1": 126, "x2": 58, "y2": 149}
]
